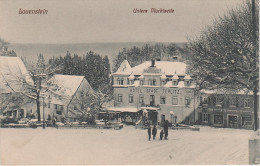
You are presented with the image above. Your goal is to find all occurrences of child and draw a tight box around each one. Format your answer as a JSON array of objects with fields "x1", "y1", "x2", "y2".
[
  {"x1": 160, "y1": 129, "x2": 164, "y2": 140},
  {"x1": 152, "y1": 125, "x2": 157, "y2": 140}
]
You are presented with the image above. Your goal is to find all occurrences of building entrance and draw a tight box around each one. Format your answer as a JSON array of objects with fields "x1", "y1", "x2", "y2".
[
  {"x1": 148, "y1": 111, "x2": 158, "y2": 125},
  {"x1": 228, "y1": 115, "x2": 238, "y2": 128},
  {"x1": 214, "y1": 114, "x2": 223, "y2": 126}
]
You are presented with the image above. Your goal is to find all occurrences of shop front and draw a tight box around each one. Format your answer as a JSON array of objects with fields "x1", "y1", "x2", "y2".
[
  {"x1": 213, "y1": 114, "x2": 224, "y2": 127},
  {"x1": 105, "y1": 107, "x2": 141, "y2": 125},
  {"x1": 141, "y1": 107, "x2": 160, "y2": 125}
]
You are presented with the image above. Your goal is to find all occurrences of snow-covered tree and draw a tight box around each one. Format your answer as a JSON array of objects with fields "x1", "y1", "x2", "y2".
[{"x1": 187, "y1": 0, "x2": 259, "y2": 130}]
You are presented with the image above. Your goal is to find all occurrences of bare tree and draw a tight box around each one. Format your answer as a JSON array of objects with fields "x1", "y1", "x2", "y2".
[
  {"x1": 187, "y1": 1, "x2": 259, "y2": 130},
  {"x1": 1, "y1": 55, "x2": 63, "y2": 122}
]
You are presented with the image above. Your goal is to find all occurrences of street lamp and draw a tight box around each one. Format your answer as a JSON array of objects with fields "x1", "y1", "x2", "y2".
[
  {"x1": 170, "y1": 111, "x2": 174, "y2": 124},
  {"x1": 41, "y1": 92, "x2": 47, "y2": 129}
]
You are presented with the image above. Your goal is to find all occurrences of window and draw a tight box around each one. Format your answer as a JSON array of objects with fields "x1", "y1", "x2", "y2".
[
  {"x1": 214, "y1": 115, "x2": 223, "y2": 124},
  {"x1": 117, "y1": 78, "x2": 124, "y2": 85},
  {"x1": 216, "y1": 96, "x2": 223, "y2": 106},
  {"x1": 61, "y1": 105, "x2": 63, "y2": 111},
  {"x1": 173, "y1": 81, "x2": 177, "y2": 86},
  {"x1": 186, "y1": 81, "x2": 191, "y2": 86},
  {"x1": 55, "y1": 104, "x2": 57, "y2": 110},
  {"x1": 118, "y1": 94, "x2": 123, "y2": 102},
  {"x1": 172, "y1": 96, "x2": 178, "y2": 105},
  {"x1": 56, "y1": 111, "x2": 62, "y2": 115},
  {"x1": 152, "y1": 79, "x2": 156, "y2": 86},
  {"x1": 149, "y1": 79, "x2": 156, "y2": 86},
  {"x1": 185, "y1": 97, "x2": 190, "y2": 106},
  {"x1": 139, "y1": 95, "x2": 144, "y2": 103},
  {"x1": 162, "y1": 81, "x2": 165, "y2": 85},
  {"x1": 140, "y1": 80, "x2": 144, "y2": 86},
  {"x1": 129, "y1": 94, "x2": 134, "y2": 103},
  {"x1": 150, "y1": 95, "x2": 155, "y2": 106},
  {"x1": 242, "y1": 116, "x2": 252, "y2": 126},
  {"x1": 244, "y1": 98, "x2": 250, "y2": 108},
  {"x1": 229, "y1": 97, "x2": 236, "y2": 107},
  {"x1": 202, "y1": 113, "x2": 209, "y2": 122},
  {"x1": 160, "y1": 96, "x2": 166, "y2": 104},
  {"x1": 48, "y1": 103, "x2": 50, "y2": 108}
]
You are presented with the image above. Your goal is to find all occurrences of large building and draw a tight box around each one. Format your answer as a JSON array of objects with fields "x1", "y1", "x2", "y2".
[
  {"x1": 110, "y1": 59, "x2": 200, "y2": 125},
  {"x1": 197, "y1": 89, "x2": 258, "y2": 129}
]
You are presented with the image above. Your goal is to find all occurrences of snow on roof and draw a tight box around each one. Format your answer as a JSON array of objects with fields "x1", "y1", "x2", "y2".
[
  {"x1": 0, "y1": 56, "x2": 33, "y2": 93},
  {"x1": 114, "y1": 60, "x2": 132, "y2": 75},
  {"x1": 184, "y1": 75, "x2": 192, "y2": 80},
  {"x1": 48, "y1": 74, "x2": 85, "y2": 97},
  {"x1": 177, "y1": 81, "x2": 185, "y2": 88},
  {"x1": 139, "y1": 75, "x2": 144, "y2": 79},
  {"x1": 129, "y1": 80, "x2": 140, "y2": 87},
  {"x1": 172, "y1": 74, "x2": 179, "y2": 80},
  {"x1": 161, "y1": 73, "x2": 167, "y2": 79},
  {"x1": 200, "y1": 89, "x2": 259, "y2": 95},
  {"x1": 114, "y1": 61, "x2": 186, "y2": 76},
  {"x1": 128, "y1": 74, "x2": 135, "y2": 79}
]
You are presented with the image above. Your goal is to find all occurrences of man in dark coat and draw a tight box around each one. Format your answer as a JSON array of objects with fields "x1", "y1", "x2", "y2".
[
  {"x1": 148, "y1": 125, "x2": 151, "y2": 141},
  {"x1": 164, "y1": 120, "x2": 169, "y2": 140},
  {"x1": 152, "y1": 125, "x2": 157, "y2": 140}
]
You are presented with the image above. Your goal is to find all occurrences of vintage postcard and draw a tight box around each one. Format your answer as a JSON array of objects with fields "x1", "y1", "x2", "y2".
[{"x1": 0, "y1": 0, "x2": 259, "y2": 165}]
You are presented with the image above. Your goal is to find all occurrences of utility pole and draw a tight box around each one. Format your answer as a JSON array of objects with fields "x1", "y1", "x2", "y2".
[
  {"x1": 252, "y1": 0, "x2": 258, "y2": 131},
  {"x1": 42, "y1": 95, "x2": 46, "y2": 129}
]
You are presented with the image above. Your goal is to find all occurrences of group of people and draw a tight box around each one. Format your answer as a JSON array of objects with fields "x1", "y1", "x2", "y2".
[{"x1": 147, "y1": 120, "x2": 169, "y2": 141}]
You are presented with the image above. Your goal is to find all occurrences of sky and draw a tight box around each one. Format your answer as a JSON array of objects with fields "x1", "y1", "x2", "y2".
[{"x1": 0, "y1": 0, "x2": 244, "y2": 44}]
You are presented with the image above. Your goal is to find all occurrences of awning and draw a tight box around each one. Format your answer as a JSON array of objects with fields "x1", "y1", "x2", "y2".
[
  {"x1": 105, "y1": 107, "x2": 139, "y2": 113},
  {"x1": 140, "y1": 107, "x2": 160, "y2": 111}
]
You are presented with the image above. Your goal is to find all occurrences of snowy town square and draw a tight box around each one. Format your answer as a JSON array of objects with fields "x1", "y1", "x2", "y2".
[
  {"x1": 0, "y1": 0, "x2": 260, "y2": 165},
  {"x1": 0, "y1": 126, "x2": 253, "y2": 165}
]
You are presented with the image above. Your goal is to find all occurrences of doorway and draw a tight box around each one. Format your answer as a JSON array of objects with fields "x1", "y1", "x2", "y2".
[{"x1": 228, "y1": 115, "x2": 238, "y2": 128}]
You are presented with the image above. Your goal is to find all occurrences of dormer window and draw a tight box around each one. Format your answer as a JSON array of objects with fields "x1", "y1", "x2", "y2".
[
  {"x1": 162, "y1": 80, "x2": 165, "y2": 85},
  {"x1": 117, "y1": 78, "x2": 124, "y2": 85},
  {"x1": 140, "y1": 80, "x2": 144, "y2": 85},
  {"x1": 149, "y1": 79, "x2": 156, "y2": 86},
  {"x1": 186, "y1": 81, "x2": 191, "y2": 87},
  {"x1": 130, "y1": 80, "x2": 134, "y2": 85},
  {"x1": 173, "y1": 80, "x2": 178, "y2": 86}
]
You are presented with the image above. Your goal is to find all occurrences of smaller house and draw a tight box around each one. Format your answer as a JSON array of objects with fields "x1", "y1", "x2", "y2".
[
  {"x1": 0, "y1": 56, "x2": 35, "y2": 120},
  {"x1": 45, "y1": 74, "x2": 94, "y2": 122}
]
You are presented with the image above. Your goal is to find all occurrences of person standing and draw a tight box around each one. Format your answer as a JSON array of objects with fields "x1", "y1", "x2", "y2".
[
  {"x1": 160, "y1": 129, "x2": 164, "y2": 140},
  {"x1": 152, "y1": 125, "x2": 157, "y2": 140},
  {"x1": 164, "y1": 120, "x2": 169, "y2": 140},
  {"x1": 148, "y1": 125, "x2": 151, "y2": 141}
]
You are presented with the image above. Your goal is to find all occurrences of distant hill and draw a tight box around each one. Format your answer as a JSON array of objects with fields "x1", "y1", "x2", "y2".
[{"x1": 9, "y1": 42, "x2": 187, "y2": 65}]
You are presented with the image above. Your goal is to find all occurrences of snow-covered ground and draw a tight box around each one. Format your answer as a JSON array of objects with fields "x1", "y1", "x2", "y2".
[{"x1": 0, "y1": 125, "x2": 254, "y2": 165}]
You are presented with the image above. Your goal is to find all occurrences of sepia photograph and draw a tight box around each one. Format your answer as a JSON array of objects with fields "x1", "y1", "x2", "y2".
[{"x1": 0, "y1": 0, "x2": 259, "y2": 165}]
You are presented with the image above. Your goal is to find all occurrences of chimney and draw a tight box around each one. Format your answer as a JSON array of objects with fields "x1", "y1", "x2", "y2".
[{"x1": 151, "y1": 58, "x2": 155, "y2": 67}]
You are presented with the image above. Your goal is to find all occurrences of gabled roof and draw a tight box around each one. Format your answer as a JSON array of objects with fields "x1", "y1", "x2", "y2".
[
  {"x1": 0, "y1": 56, "x2": 33, "y2": 94},
  {"x1": 113, "y1": 61, "x2": 186, "y2": 76},
  {"x1": 114, "y1": 60, "x2": 132, "y2": 75},
  {"x1": 48, "y1": 75, "x2": 85, "y2": 97},
  {"x1": 47, "y1": 75, "x2": 86, "y2": 106}
]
